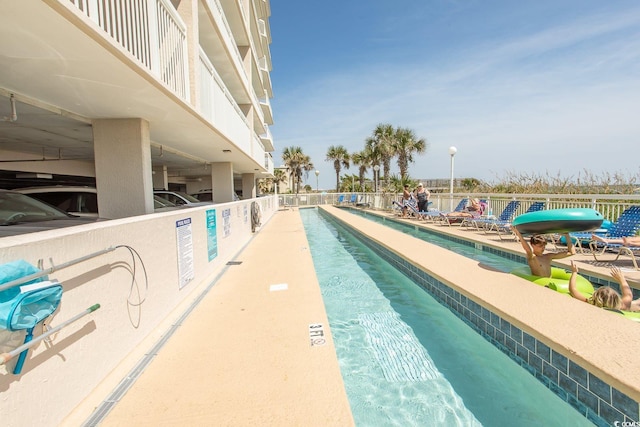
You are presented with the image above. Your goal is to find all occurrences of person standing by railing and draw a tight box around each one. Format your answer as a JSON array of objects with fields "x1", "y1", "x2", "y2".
[{"x1": 415, "y1": 183, "x2": 430, "y2": 213}]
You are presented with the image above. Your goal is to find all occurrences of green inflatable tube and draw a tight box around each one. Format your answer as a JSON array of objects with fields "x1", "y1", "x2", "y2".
[
  {"x1": 606, "y1": 309, "x2": 640, "y2": 322},
  {"x1": 511, "y1": 267, "x2": 640, "y2": 321},
  {"x1": 510, "y1": 266, "x2": 594, "y2": 295}
]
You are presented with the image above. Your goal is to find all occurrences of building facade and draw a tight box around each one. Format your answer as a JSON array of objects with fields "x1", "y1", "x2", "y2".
[{"x1": 0, "y1": 0, "x2": 275, "y2": 218}]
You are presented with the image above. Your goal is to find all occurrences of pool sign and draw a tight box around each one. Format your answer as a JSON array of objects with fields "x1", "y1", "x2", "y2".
[
  {"x1": 206, "y1": 209, "x2": 217, "y2": 262},
  {"x1": 175, "y1": 218, "x2": 194, "y2": 289},
  {"x1": 309, "y1": 323, "x2": 326, "y2": 346}
]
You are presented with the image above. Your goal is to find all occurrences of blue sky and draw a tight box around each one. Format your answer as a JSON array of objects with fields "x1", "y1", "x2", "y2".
[{"x1": 268, "y1": 1, "x2": 640, "y2": 190}]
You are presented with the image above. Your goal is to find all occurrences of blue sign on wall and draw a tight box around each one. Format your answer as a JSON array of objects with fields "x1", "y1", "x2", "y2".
[{"x1": 206, "y1": 209, "x2": 218, "y2": 261}]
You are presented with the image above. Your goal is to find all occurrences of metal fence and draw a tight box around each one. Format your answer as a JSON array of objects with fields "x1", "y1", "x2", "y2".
[{"x1": 277, "y1": 192, "x2": 640, "y2": 222}]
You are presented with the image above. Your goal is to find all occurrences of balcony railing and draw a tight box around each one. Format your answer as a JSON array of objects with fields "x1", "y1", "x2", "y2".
[
  {"x1": 277, "y1": 192, "x2": 640, "y2": 222},
  {"x1": 198, "y1": 48, "x2": 251, "y2": 151},
  {"x1": 69, "y1": 0, "x2": 190, "y2": 101}
]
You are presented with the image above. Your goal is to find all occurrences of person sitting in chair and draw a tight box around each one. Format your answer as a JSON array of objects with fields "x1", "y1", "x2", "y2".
[{"x1": 441, "y1": 198, "x2": 483, "y2": 219}]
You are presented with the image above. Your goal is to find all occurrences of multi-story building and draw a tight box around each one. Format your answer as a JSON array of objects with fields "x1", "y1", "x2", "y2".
[
  {"x1": 0, "y1": 3, "x2": 278, "y2": 424},
  {"x1": 0, "y1": 0, "x2": 275, "y2": 218}
]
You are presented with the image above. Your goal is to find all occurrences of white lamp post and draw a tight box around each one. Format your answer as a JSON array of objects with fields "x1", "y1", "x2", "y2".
[
  {"x1": 373, "y1": 165, "x2": 380, "y2": 193},
  {"x1": 448, "y1": 146, "x2": 457, "y2": 211},
  {"x1": 315, "y1": 170, "x2": 320, "y2": 205}
]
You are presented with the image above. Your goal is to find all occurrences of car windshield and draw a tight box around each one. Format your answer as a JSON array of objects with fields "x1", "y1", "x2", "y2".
[
  {"x1": 154, "y1": 195, "x2": 177, "y2": 208},
  {"x1": 155, "y1": 191, "x2": 201, "y2": 204},
  {"x1": 0, "y1": 192, "x2": 71, "y2": 225}
]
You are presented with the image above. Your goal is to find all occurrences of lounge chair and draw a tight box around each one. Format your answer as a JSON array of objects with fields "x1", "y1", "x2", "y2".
[
  {"x1": 423, "y1": 199, "x2": 468, "y2": 222},
  {"x1": 440, "y1": 199, "x2": 487, "y2": 227},
  {"x1": 355, "y1": 195, "x2": 370, "y2": 208},
  {"x1": 480, "y1": 201, "x2": 544, "y2": 239},
  {"x1": 468, "y1": 200, "x2": 521, "y2": 234},
  {"x1": 404, "y1": 199, "x2": 424, "y2": 219},
  {"x1": 575, "y1": 205, "x2": 640, "y2": 262},
  {"x1": 348, "y1": 194, "x2": 357, "y2": 204},
  {"x1": 615, "y1": 245, "x2": 640, "y2": 270},
  {"x1": 335, "y1": 194, "x2": 345, "y2": 205},
  {"x1": 569, "y1": 206, "x2": 640, "y2": 249}
]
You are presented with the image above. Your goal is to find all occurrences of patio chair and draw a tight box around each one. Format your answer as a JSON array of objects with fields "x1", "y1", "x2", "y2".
[
  {"x1": 404, "y1": 199, "x2": 424, "y2": 220},
  {"x1": 440, "y1": 199, "x2": 487, "y2": 227},
  {"x1": 466, "y1": 200, "x2": 521, "y2": 233},
  {"x1": 481, "y1": 201, "x2": 545, "y2": 239},
  {"x1": 423, "y1": 198, "x2": 468, "y2": 222},
  {"x1": 615, "y1": 245, "x2": 640, "y2": 270},
  {"x1": 567, "y1": 205, "x2": 640, "y2": 252},
  {"x1": 577, "y1": 205, "x2": 640, "y2": 262},
  {"x1": 348, "y1": 194, "x2": 358, "y2": 204},
  {"x1": 335, "y1": 194, "x2": 345, "y2": 205}
]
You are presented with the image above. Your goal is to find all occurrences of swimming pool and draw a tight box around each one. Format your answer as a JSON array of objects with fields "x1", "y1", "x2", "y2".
[{"x1": 301, "y1": 208, "x2": 592, "y2": 426}]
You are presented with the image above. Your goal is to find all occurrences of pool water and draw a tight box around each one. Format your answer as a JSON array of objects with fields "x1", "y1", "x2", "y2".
[
  {"x1": 350, "y1": 209, "x2": 524, "y2": 273},
  {"x1": 301, "y1": 208, "x2": 591, "y2": 426}
]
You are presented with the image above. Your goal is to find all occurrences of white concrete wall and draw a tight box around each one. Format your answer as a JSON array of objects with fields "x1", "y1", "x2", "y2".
[{"x1": 0, "y1": 196, "x2": 277, "y2": 427}]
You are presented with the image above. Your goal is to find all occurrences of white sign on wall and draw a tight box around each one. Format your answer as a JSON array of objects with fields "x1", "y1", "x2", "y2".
[{"x1": 175, "y1": 218, "x2": 194, "y2": 289}]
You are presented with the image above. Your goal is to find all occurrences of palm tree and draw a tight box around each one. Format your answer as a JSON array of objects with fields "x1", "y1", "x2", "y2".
[
  {"x1": 282, "y1": 146, "x2": 314, "y2": 194},
  {"x1": 351, "y1": 149, "x2": 371, "y2": 191},
  {"x1": 325, "y1": 145, "x2": 350, "y2": 192},
  {"x1": 366, "y1": 123, "x2": 396, "y2": 188},
  {"x1": 272, "y1": 168, "x2": 287, "y2": 193},
  {"x1": 393, "y1": 127, "x2": 427, "y2": 179},
  {"x1": 388, "y1": 174, "x2": 418, "y2": 194}
]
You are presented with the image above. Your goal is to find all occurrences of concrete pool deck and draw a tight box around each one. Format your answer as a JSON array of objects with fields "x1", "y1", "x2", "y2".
[{"x1": 69, "y1": 205, "x2": 640, "y2": 425}]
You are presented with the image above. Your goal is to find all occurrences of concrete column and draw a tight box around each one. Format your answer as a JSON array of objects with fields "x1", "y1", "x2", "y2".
[
  {"x1": 242, "y1": 173, "x2": 256, "y2": 199},
  {"x1": 93, "y1": 118, "x2": 154, "y2": 218},
  {"x1": 211, "y1": 162, "x2": 234, "y2": 202},
  {"x1": 152, "y1": 165, "x2": 168, "y2": 190}
]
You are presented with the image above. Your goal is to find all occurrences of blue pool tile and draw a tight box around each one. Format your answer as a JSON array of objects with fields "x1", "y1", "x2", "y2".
[
  {"x1": 510, "y1": 325, "x2": 522, "y2": 344},
  {"x1": 578, "y1": 385, "x2": 599, "y2": 411},
  {"x1": 515, "y1": 343, "x2": 528, "y2": 361},
  {"x1": 600, "y1": 400, "x2": 626, "y2": 426},
  {"x1": 587, "y1": 409, "x2": 609, "y2": 427},
  {"x1": 569, "y1": 361, "x2": 588, "y2": 388},
  {"x1": 551, "y1": 351, "x2": 568, "y2": 375},
  {"x1": 536, "y1": 341, "x2": 551, "y2": 363},
  {"x1": 611, "y1": 387, "x2": 639, "y2": 420},
  {"x1": 589, "y1": 374, "x2": 612, "y2": 403},
  {"x1": 529, "y1": 353, "x2": 543, "y2": 374},
  {"x1": 559, "y1": 372, "x2": 578, "y2": 396},
  {"x1": 549, "y1": 380, "x2": 568, "y2": 401},
  {"x1": 499, "y1": 318, "x2": 511, "y2": 335},
  {"x1": 522, "y1": 332, "x2": 536, "y2": 352},
  {"x1": 567, "y1": 393, "x2": 588, "y2": 416},
  {"x1": 490, "y1": 312, "x2": 500, "y2": 328},
  {"x1": 542, "y1": 362, "x2": 559, "y2": 384}
]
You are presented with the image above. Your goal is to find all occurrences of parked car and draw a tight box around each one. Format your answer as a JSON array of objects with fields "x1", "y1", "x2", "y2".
[
  {"x1": 190, "y1": 189, "x2": 240, "y2": 203},
  {"x1": 17, "y1": 186, "x2": 183, "y2": 216},
  {"x1": 17, "y1": 186, "x2": 99, "y2": 217},
  {"x1": 0, "y1": 189, "x2": 102, "y2": 237},
  {"x1": 154, "y1": 190, "x2": 211, "y2": 207}
]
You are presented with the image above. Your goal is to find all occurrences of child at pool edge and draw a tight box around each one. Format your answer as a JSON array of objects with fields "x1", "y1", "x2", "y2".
[
  {"x1": 568, "y1": 262, "x2": 639, "y2": 311},
  {"x1": 512, "y1": 227, "x2": 575, "y2": 277}
]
